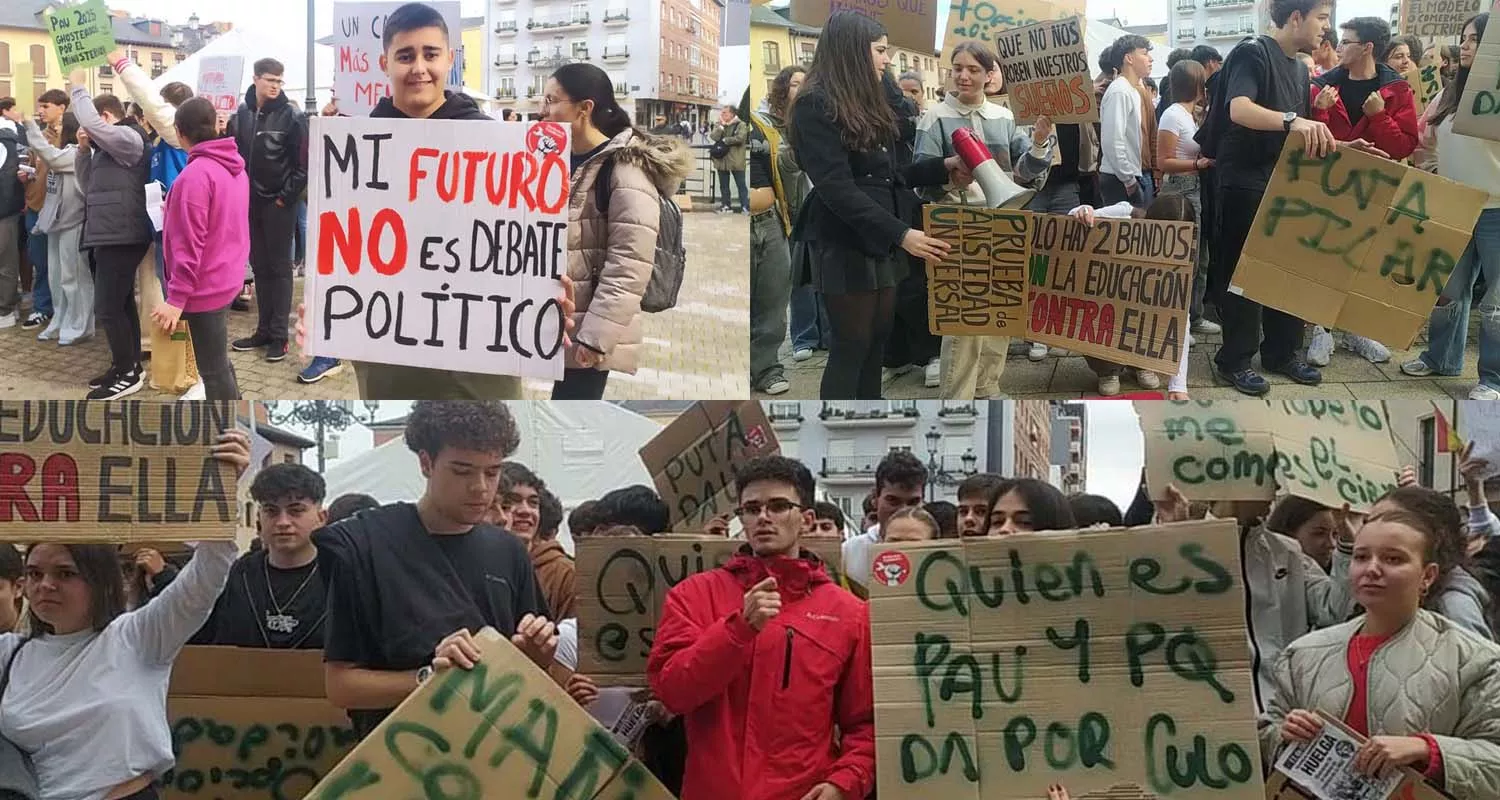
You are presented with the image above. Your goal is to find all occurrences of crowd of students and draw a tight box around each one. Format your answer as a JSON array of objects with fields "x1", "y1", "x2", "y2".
[
  {"x1": 0, "y1": 1, "x2": 697, "y2": 402},
  {"x1": 750, "y1": 0, "x2": 1500, "y2": 400},
  {"x1": 0, "y1": 400, "x2": 1494, "y2": 799}
]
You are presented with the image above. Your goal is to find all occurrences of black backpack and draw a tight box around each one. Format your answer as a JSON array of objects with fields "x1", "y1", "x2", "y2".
[
  {"x1": 1195, "y1": 36, "x2": 1272, "y2": 159},
  {"x1": 594, "y1": 156, "x2": 687, "y2": 313}
]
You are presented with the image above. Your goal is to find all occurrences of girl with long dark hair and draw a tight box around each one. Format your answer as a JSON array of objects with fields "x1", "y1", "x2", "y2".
[
  {"x1": 543, "y1": 63, "x2": 692, "y2": 400},
  {"x1": 1404, "y1": 12, "x2": 1500, "y2": 400},
  {"x1": 788, "y1": 11, "x2": 972, "y2": 399}
]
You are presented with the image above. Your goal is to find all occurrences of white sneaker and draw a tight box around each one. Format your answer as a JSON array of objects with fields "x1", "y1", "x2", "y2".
[
  {"x1": 924, "y1": 358, "x2": 941, "y2": 388},
  {"x1": 1027, "y1": 341, "x2": 1049, "y2": 361},
  {"x1": 1342, "y1": 333, "x2": 1390, "y2": 363},
  {"x1": 1307, "y1": 326, "x2": 1335, "y2": 367},
  {"x1": 792, "y1": 348, "x2": 813, "y2": 362},
  {"x1": 1136, "y1": 369, "x2": 1161, "y2": 389},
  {"x1": 1098, "y1": 375, "x2": 1122, "y2": 396},
  {"x1": 0, "y1": 312, "x2": 15, "y2": 329},
  {"x1": 1400, "y1": 358, "x2": 1436, "y2": 377},
  {"x1": 1469, "y1": 385, "x2": 1500, "y2": 400},
  {"x1": 1192, "y1": 318, "x2": 1222, "y2": 335},
  {"x1": 763, "y1": 378, "x2": 790, "y2": 395},
  {"x1": 179, "y1": 380, "x2": 207, "y2": 401}
]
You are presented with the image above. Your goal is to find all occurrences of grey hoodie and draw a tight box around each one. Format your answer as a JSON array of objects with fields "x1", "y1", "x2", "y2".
[
  {"x1": 23, "y1": 120, "x2": 83, "y2": 233},
  {"x1": 1434, "y1": 567, "x2": 1495, "y2": 641}
]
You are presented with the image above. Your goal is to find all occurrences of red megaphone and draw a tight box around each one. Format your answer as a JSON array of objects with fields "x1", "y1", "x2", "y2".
[{"x1": 951, "y1": 126, "x2": 1036, "y2": 209}]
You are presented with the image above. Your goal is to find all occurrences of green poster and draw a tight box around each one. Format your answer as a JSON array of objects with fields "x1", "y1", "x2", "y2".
[{"x1": 45, "y1": 0, "x2": 116, "y2": 72}]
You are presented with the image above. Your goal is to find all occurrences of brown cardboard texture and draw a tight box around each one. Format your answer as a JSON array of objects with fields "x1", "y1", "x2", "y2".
[
  {"x1": 575, "y1": 535, "x2": 741, "y2": 685},
  {"x1": 305, "y1": 627, "x2": 675, "y2": 800},
  {"x1": 1028, "y1": 210, "x2": 1195, "y2": 374},
  {"x1": 1401, "y1": 0, "x2": 1484, "y2": 37},
  {"x1": 0, "y1": 401, "x2": 239, "y2": 542},
  {"x1": 1134, "y1": 400, "x2": 1400, "y2": 511},
  {"x1": 161, "y1": 647, "x2": 357, "y2": 800},
  {"x1": 792, "y1": 0, "x2": 936, "y2": 55},
  {"x1": 800, "y1": 536, "x2": 847, "y2": 588},
  {"x1": 638, "y1": 401, "x2": 779, "y2": 531},
  {"x1": 868, "y1": 521, "x2": 1262, "y2": 800},
  {"x1": 925, "y1": 206, "x2": 1032, "y2": 338},
  {"x1": 942, "y1": 0, "x2": 1076, "y2": 67},
  {"x1": 1455, "y1": 0, "x2": 1500, "y2": 141},
  {"x1": 992, "y1": 16, "x2": 1096, "y2": 124},
  {"x1": 1232, "y1": 142, "x2": 1486, "y2": 351}
]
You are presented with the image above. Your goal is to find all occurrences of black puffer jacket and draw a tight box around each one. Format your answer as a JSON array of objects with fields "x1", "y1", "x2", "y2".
[{"x1": 227, "y1": 85, "x2": 307, "y2": 203}]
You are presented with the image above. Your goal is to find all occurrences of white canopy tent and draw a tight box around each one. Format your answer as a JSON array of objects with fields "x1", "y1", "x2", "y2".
[
  {"x1": 151, "y1": 28, "x2": 336, "y2": 108},
  {"x1": 1083, "y1": 18, "x2": 1172, "y2": 80},
  {"x1": 322, "y1": 402, "x2": 665, "y2": 553}
]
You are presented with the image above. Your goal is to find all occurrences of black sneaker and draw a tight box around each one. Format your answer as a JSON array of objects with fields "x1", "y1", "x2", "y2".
[
  {"x1": 1267, "y1": 358, "x2": 1323, "y2": 386},
  {"x1": 88, "y1": 367, "x2": 118, "y2": 389},
  {"x1": 21, "y1": 312, "x2": 50, "y2": 330},
  {"x1": 232, "y1": 333, "x2": 271, "y2": 352},
  {"x1": 86, "y1": 367, "x2": 144, "y2": 400},
  {"x1": 1213, "y1": 366, "x2": 1270, "y2": 396},
  {"x1": 265, "y1": 341, "x2": 289, "y2": 362},
  {"x1": 231, "y1": 297, "x2": 251, "y2": 312}
]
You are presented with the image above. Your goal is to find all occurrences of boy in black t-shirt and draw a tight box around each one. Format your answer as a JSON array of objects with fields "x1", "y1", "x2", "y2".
[
  {"x1": 1211, "y1": 0, "x2": 1347, "y2": 396},
  {"x1": 194, "y1": 463, "x2": 328, "y2": 649},
  {"x1": 315, "y1": 401, "x2": 554, "y2": 739}
]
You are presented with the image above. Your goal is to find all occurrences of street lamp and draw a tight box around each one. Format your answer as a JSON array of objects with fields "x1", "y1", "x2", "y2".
[
  {"x1": 267, "y1": 401, "x2": 381, "y2": 473},
  {"x1": 305, "y1": 0, "x2": 317, "y2": 113},
  {"x1": 924, "y1": 426, "x2": 978, "y2": 502}
]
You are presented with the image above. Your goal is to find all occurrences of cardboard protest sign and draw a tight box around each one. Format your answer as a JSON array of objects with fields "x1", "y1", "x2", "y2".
[
  {"x1": 1266, "y1": 772, "x2": 1455, "y2": 800},
  {"x1": 869, "y1": 521, "x2": 1263, "y2": 800},
  {"x1": 575, "y1": 534, "x2": 848, "y2": 685},
  {"x1": 945, "y1": 0, "x2": 1052, "y2": 65},
  {"x1": 1267, "y1": 715, "x2": 1458, "y2": 800},
  {"x1": 160, "y1": 647, "x2": 358, "y2": 800},
  {"x1": 1134, "y1": 400, "x2": 1400, "y2": 512},
  {"x1": 331, "y1": 1, "x2": 464, "y2": 116},
  {"x1": 1027, "y1": 210, "x2": 1195, "y2": 374},
  {"x1": 304, "y1": 627, "x2": 675, "y2": 800},
  {"x1": 575, "y1": 535, "x2": 740, "y2": 685},
  {"x1": 0, "y1": 402, "x2": 239, "y2": 542},
  {"x1": 1455, "y1": 0, "x2": 1500, "y2": 140},
  {"x1": 44, "y1": 0, "x2": 115, "y2": 72},
  {"x1": 924, "y1": 206, "x2": 1031, "y2": 338},
  {"x1": 1231, "y1": 142, "x2": 1487, "y2": 350},
  {"x1": 196, "y1": 55, "x2": 243, "y2": 124},
  {"x1": 638, "y1": 401, "x2": 779, "y2": 531},
  {"x1": 1401, "y1": 0, "x2": 1484, "y2": 38},
  {"x1": 992, "y1": 16, "x2": 1095, "y2": 124},
  {"x1": 305, "y1": 117, "x2": 570, "y2": 380},
  {"x1": 792, "y1": 0, "x2": 937, "y2": 56}
]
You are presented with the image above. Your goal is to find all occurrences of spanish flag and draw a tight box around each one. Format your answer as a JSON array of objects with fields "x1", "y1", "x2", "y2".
[{"x1": 1434, "y1": 403, "x2": 1464, "y2": 453}]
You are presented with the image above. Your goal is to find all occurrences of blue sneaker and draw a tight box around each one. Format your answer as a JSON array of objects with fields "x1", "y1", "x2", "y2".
[
  {"x1": 1266, "y1": 358, "x2": 1322, "y2": 386},
  {"x1": 1214, "y1": 366, "x2": 1270, "y2": 396},
  {"x1": 297, "y1": 357, "x2": 344, "y2": 384}
]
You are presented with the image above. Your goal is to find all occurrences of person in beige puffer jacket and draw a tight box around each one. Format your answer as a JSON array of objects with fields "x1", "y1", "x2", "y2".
[
  {"x1": 1260, "y1": 505, "x2": 1500, "y2": 800},
  {"x1": 545, "y1": 64, "x2": 693, "y2": 399}
]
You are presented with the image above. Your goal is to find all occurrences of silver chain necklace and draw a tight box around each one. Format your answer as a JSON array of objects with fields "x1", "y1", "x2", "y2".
[{"x1": 263, "y1": 555, "x2": 318, "y2": 635}]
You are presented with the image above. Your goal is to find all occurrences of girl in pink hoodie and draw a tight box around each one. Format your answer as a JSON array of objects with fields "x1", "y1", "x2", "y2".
[{"x1": 151, "y1": 97, "x2": 249, "y2": 399}]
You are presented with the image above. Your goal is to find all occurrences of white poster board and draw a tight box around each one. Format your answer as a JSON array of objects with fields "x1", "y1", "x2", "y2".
[
  {"x1": 330, "y1": 1, "x2": 463, "y2": 116},
  {"x1": 195, "y1": 55, "x2": 243, "y2": 123},
  {"x1": 1467, "y1": 400, "x2": 1500, "y2": 480},
  {"x1": 304, "y1": 116, "x2": 571, "y2": 380}
]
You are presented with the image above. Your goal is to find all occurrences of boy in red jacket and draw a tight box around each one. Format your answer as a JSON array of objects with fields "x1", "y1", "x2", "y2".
[
  {"x1": 1308, "y1": 16, "x2": 1418, "y2": 160},
  {"x1": 647, "y1": 456, "x2": 875, "y2": 800}
]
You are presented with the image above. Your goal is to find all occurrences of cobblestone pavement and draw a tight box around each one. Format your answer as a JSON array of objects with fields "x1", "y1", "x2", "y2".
[
  {"x1": 0, "y1": 211, "x2": 748, "y2": 400},
  {"x1": 755, "y1": 319, "x2": 1484, "y2": 400}
]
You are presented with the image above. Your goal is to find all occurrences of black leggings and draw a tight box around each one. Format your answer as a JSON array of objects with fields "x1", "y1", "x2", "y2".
[
  {"x1": 183, "y1": 307, "x2": 241, "y2": 399},
  {"x1": 551, "y1": 367, "x2": 610, "y2": 399},
  {"x1": 821, "y1": 288, "x2": 897, "y2": 399}
]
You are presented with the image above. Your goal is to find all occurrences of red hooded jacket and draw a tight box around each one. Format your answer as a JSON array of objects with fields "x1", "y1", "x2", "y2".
[
  {"x1": 1307, "y1": 64, "x2": 1419, "y2": 160},
  {"x1": 646, "y1": 548, "x2": 875, "y2": 800}
]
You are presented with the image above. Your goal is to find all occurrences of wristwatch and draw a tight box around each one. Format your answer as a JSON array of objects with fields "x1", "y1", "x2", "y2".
[
  {"x1": 1282, "y1": 111, "x2": 1297, "y2": 132},
  {"x1": 416, "y1": 665, "x2": 434, "y2": 685}
]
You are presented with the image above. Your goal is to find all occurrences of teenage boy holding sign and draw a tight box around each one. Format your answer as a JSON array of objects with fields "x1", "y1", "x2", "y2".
[{"x1": 295, "y1": 2, "x2": 576, "y2": 399}]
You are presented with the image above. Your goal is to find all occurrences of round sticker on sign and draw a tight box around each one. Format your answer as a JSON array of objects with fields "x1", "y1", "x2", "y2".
[
  {"x1": 871, "y1": 551, "x2": 911, "y2": 588},
  {"x1": 527, "y1": 121, "x2": 567, "y2": 157}
]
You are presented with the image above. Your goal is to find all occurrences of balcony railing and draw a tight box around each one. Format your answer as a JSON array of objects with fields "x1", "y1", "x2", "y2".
[
  {"x1": 528, "y1": 14, "x2": 589, "y2": 29},
  {"x1": 1176, "y1": 0, "x2": 1196, "y2": 8},
  {"x1": 1204, "y1": 0, "x2": 1253, "y2": 7},
  {"x1": 495, "y1": 21, "x2": 517, "y2": 33},
  {"x1": 818, "y1": 402, "x2": 920, "y2": 425},
  {"x1": 938, "y1": 402, "x2": 978, "y2": 420},
  {"x1": 763, "y1": 61, "x2": 782, "y2": 74},
  {"x1": 1204, "y1": 26, "x2": 1255, "y2": 37},
  {"x1": 496, "y1": 88, "x2": 517, "y2": 98},
  {"x1": 603, "y1": 46, "x2": 629, "y2": 60},
  {"x1": 603, "y1": 9, "x2": 630, "y2": 22},
  {"x1": 97, "y1": 65, "x2": 112, "y2": 78},
  {"x1": 494, "y1": 55, "x2": 518, "y2": 66},
  {"x1": 572, "y1": 47, "x2": 589, "y2": 59},
  {"x1": 614, "y1": 83, "x2": 628, "y2": 96},
  {"x1": 1176, "y1": 28, "x2": 1196, "y2": 40},
  {"x1": 821, "y1": 455, "x2": 887, "y2": 477}
]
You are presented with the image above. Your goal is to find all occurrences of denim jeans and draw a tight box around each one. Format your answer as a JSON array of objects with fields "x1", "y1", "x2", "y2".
[
  {"x1": 750, "y1": 210, "x2": 791, "y2": 387},
  {"x1": 718, "y1": 169, "x2": 749, "y2": 211},
  {"x1": 1026, "y1": 180, "x2": 1081, "y2": 214},
  {"x1": 183, "y1": 306, "x2": 240, "y2": 399},
  {"x1": 1420, "y1": 207, "x2": 1500, "y2": 389},
  {"x1": 1099, "y1": 173, "x2": 1147, "y2": 207},
  {"x1": 789, "y1": 283, "x2": 829, "y2": 351},
  {"x1": 291, "y1": 198, "x2": 307, "y2": 263},
  {"x1": 24, "y1": 209, "x2": 52, "y2": 316},
  {"x1": 152, "y1": 231, "x2": 166, "y2": 295},
  {"x1": 1159, "y1": 172, "x2": 1208, "y2": 322}
]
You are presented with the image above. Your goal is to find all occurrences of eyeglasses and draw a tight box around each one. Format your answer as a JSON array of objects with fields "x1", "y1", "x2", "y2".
[{"x1": 735, "y1": 499, "x2": 805, "y2": 518}]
